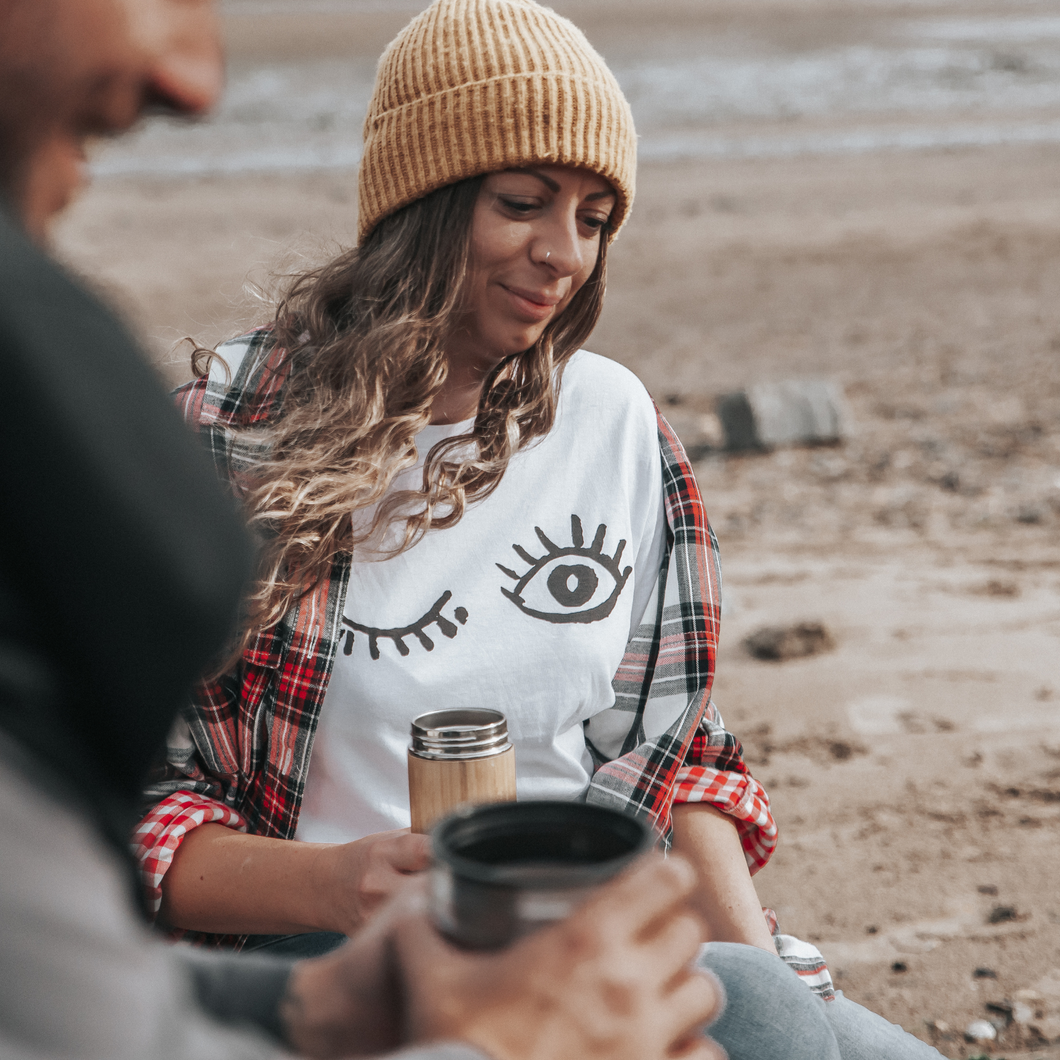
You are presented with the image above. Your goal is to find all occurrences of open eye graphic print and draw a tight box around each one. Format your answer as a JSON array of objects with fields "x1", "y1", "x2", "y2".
[{"x1": 497, "y1": 515, "x2": 632, "y2": 624}]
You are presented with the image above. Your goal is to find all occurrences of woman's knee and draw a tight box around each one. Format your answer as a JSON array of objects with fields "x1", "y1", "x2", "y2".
[
  {"x1": 823, "y1": 991, "x2": 943, "y2": 1059},
  {"x1": 697, "y1": 942, "x2": 842, "y2": 1060}
]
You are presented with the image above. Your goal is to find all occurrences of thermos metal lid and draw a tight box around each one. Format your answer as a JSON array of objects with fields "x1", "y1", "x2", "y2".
[{"x1": 410, "y1": 708, "x2": 511, "y2": 761}]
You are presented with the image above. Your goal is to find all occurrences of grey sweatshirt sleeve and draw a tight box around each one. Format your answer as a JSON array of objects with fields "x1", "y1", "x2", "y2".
[
  {"x1": 176, "y1": 950, "x2": 495, "y2": 1060},
  {"x1": 0, "y1": 744, "x2": 289, "y2": 1060},
  {"x1": 178, "y1": 950, "x2": 296, "y2": 1046}
]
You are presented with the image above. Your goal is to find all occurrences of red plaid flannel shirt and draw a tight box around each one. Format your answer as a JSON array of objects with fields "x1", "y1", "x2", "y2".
[{"x1": 132, "y1": 332, "x2": 830, "y2": 998}]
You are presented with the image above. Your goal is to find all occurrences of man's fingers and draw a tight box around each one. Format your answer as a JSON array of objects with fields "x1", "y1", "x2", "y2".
[
  {"x1": 636, "y1": 912, "x2": 707, "y2": 985},
  {"x1": 363, "y1": 874, "x2": 427, "y2": 929},
  {"x1": 581, "y1": 854, "x2": 697, "y2": 939},
  {"x1": 391, "y1": 908, "x2": 438, "y2": 957},
  {"x1": 672, "y1": 1037, "x2": 728, "y2": 1060},
  {"x1": 654, "y1": 970, "x2": 724, "y2": 1051},
  {"x1": 391, "y1": 905, "x2": 472, "y2": 979},
  {"x1": 391, "y1": 909, "x2": 446, "y2": 991}
]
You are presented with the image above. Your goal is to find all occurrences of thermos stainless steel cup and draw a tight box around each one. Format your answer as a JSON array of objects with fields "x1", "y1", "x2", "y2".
[
  {"x1": 429, "y1": 800, "x2": 652, "y2": 950},
  {"x1": 407, "y1": 708, "x2": 517, "y2": 834}
]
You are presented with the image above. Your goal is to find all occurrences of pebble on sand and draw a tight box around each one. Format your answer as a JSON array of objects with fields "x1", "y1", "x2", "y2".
[
  {"x1": 964, "y1": 1020, "x2": 997, "y2": 1043},
  {"x1": 988, "y1": 904, "x2": 1018, "y2": 924},
  {"x1": 744, "y1": 621, "x2": 835, "y2": 661}
]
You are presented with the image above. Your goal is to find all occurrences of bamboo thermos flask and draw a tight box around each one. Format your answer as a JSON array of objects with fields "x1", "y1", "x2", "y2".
[{"x1": 408, "y1": 709, "x2": 517, "y2": 834}]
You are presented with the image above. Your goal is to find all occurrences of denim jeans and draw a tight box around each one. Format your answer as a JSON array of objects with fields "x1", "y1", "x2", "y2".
[
  {"x1": 242, "y1": 931, "x2": 348, "y2": 958},
  {"x1": 242, "y1": 932, "x2": 943, "y2": 1059},
  {"x1": 699, "y1": 942, "x2": 943, "y2": 1060}
]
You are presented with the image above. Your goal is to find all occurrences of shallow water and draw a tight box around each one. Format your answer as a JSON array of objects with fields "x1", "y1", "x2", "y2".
[{"x1": 91, "y1": 2, "x2": 1060, "y2": 177}]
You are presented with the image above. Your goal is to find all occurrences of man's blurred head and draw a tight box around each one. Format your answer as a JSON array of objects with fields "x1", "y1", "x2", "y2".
[{"x1": 0, "y1": 0, "x2": 223, "y2": 240}]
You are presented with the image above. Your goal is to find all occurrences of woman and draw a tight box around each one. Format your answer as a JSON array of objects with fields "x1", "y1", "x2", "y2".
[
  {"x1": 139, "y1": 0, "x2": 775, "y2": 952},
  {"x1": 135, "y1": 1, "x2": 943, "y2": 1056}
]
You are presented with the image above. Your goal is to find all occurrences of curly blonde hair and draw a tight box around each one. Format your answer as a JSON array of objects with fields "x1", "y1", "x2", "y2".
[{"x1": 215, "y1": 175, "x2": 609, "y2": 643}]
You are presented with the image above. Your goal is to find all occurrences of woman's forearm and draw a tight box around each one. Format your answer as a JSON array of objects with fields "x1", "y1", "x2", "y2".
[
  {"x1": 159, "y1": 823, "x2": 344, "y2": 935},
  {"x1": 159, "y1": 822, "x2": 433, "y2": 937},
  {"x1": 669, "y1": 802, "x2": 776, "y2": 952}
]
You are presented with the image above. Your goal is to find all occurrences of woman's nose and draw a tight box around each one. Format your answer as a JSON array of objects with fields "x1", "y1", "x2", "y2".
[
  {"x1": 536, "y1": 208, "x2": 588, "y2": 276},
  {"x1": 138, "y1": 0, "x2": 225, "y2": 116}
]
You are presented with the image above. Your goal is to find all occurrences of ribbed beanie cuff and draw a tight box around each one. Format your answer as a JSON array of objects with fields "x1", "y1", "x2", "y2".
[{"x1": 358, "y1": 0, "x2": 637, "y2": 244}]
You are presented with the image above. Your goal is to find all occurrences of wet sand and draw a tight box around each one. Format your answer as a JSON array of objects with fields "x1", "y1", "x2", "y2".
[{"x1": 53, "y1": 2, "x2": 1060, "y2": 1056}]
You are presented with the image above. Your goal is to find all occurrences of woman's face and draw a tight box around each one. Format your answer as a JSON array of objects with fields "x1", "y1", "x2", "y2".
[{"x1": 450, "y1": 165, "x2": 616, "y2": 374}]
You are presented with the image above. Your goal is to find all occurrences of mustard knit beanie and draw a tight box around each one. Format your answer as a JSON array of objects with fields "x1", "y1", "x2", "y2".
[{"x1": 357, "y1": 0, "x2": 637, "y2": 244}]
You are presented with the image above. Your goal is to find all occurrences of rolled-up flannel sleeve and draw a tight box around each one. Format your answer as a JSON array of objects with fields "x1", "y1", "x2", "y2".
[
  {"x1": 134, "y1": 707, "x2": 249, "y2": 920},
  {"x1": 134, "y1": 791, "x2": 248, "y2": 920},
  {"x1": 671, "y1": 702, "x2": 777, "y2": 875},
  {"x1": 586, "y1": 411, "x2": 776, "y2": 870},
  {"x1": 132, "y1": 333, "x2": 281, "y2": 920}
]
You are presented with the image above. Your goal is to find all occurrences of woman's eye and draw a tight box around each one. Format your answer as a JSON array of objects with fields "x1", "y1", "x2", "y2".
[
  {"x1": 497, "y1": 515, "x2": 632, "y2": 624},
  {"x1": 499, "y1": 197, "x2": 538, "y2": 214},
  {"x1": 580, "y1": 214, "x2": 610, "y2": 232}
]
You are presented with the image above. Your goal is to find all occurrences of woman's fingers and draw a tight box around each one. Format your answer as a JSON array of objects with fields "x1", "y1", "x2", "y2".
[
  {"x1": 375, "y1": 830, "x2": 432, "y2": 873},
  {"x1": 361, "y1": 835, "x2": 431, "y2": 904},
  {"x1": 330, "y1": 829, "x2": 433, "y2": 930}
]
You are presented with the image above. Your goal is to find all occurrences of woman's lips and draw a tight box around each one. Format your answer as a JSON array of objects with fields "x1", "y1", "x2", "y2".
[{"x1": 502, "y1": 285, "x2": 560, "y2": 323}]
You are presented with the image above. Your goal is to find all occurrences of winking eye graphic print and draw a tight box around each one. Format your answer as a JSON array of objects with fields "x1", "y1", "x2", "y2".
[
  {"x1": 340, "y1": 515, "x2": 632, "y2": 662},
  {"x1": 498, "y1": 515, "x2": 632, "y2": 624}
]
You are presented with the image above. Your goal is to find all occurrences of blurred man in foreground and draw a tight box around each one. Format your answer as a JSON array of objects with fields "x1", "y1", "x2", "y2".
[{"x1": 0, "y1": 1, "x2": 721, "y2": 1058}]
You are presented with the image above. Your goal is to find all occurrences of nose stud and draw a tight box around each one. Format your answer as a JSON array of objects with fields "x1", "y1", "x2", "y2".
[{"x1": 545, "y1": 251, "x2": 551, "y2": 262}]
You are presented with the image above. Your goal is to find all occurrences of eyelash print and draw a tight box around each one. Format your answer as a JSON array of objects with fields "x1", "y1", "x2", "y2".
[
  {"x1": 341, "y1": 591, "x2": 469, "y2": 661},
  {"x1": 498, "y1": 515, "x2": 632, "y2": 624}
]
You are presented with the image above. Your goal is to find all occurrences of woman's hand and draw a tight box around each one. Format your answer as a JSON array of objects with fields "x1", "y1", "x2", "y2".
[
  {"x1": 323, "y1": 828, "x2": 432, "y2": 933},
  {"x1": 160, "y1": 823, "x2": 430, "y2": 937}
]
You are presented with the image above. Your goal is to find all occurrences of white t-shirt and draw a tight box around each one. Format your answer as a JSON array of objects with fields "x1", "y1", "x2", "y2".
[{"x1": 295, "y1": 351, "x2": 666, "y2": 844}]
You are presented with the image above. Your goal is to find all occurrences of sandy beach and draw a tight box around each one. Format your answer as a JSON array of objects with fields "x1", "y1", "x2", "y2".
[{"x1": 53, "y1": 1, "x2": 1060, "y2": 1055}]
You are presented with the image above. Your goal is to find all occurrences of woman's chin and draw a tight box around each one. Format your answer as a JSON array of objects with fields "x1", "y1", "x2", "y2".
[
  {"x1": 477, "y1": 334, "x2": 546, "y2": 367},
  {"x1": 505, "y1": 326, "x2": 549, "y2": 356},
  {"x1": 447, "y1": 319, "x2": 552, "y2": 375}
]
